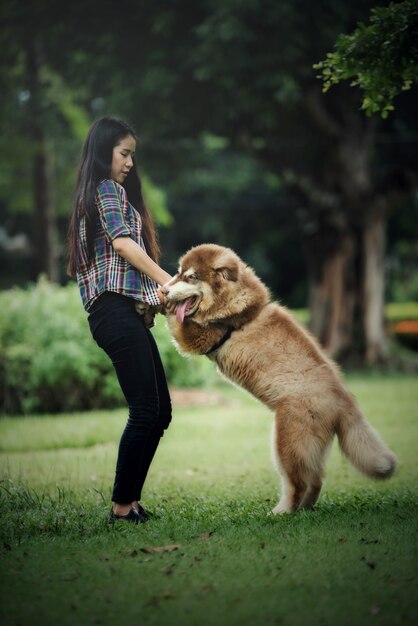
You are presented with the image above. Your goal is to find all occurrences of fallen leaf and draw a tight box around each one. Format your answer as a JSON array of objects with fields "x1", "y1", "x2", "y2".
[{"x1": 141, "y1": 544, "x2": 182, "y2": 554}]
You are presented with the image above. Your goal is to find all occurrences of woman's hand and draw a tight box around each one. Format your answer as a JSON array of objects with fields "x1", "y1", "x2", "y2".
[{"x1": 158, "y1": 282, "x2": 177, "y2": 315}]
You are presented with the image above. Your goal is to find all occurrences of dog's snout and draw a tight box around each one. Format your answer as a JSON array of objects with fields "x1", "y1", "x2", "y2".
[
  {"x1": 160, "y1": 282, "x2": 171, "y2": 294},
  {"x1": 161, "y1": 274, "x2": 182, "y2": 294}
]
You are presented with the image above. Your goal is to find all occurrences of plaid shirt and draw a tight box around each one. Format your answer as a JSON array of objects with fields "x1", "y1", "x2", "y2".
[{"x1": 76, "y1": 179, "x2": 161, "y2": 311}]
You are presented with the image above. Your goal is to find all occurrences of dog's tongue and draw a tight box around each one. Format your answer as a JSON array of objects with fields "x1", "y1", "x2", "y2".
[{"x1": 176, "y1": 298, "x2": 193, "y2": 324}]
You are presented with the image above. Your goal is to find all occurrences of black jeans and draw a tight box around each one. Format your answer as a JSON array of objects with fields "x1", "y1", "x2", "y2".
[{"x1": 88, "y1": 291, "x2": 172, "y2": 504}]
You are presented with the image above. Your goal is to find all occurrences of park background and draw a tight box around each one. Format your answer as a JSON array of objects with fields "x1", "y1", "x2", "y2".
[{"x1": 0, "y1": 1, "x2": 417, "y2": 625}]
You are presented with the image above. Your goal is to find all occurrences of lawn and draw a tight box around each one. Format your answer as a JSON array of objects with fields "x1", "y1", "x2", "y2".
[{"x1": 0, "y1": 374, "x2": 417, "y2": 626}]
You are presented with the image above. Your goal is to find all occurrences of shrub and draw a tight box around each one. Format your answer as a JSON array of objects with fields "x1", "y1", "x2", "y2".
[{"x1": 0, "y1": 279, "x2": 217, "y2": 415}]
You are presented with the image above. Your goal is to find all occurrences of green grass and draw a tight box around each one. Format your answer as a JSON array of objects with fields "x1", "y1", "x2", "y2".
[{"x1": 0, "y1": 375, "x2": 417, "y2": 626}]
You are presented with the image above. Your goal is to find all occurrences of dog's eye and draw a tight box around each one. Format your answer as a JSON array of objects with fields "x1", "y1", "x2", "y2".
[{"x1": 183, "y1": 274, "x2": 198, "y2": 283}]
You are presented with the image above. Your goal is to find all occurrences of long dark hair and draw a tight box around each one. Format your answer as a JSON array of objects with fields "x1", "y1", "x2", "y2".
[{"x1": 67, "y1": 116, "x2": 160, "y2": 276}]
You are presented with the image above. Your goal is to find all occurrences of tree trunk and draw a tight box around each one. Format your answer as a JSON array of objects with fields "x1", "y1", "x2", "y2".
[
  {"x1": 301, "y1": 89, "x2": 390, "y2": 365},
  {"x1": 26, "y1": 39, "x2": 59, "y2": 282},
  {"x1": 307, "y1": 213, "x2": 389, "y2": 365},
  {"x1": 32, "y1": 138, "x2": 59, "y2": 281},
  {"x1": 362, "y1": 215, "x2": 388, "y2": 365},
  {"x1": 308, "y1": 232, "x2": 356, "y2": 359}
]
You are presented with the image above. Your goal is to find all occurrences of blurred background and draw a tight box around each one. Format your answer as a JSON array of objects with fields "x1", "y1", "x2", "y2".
[{"x1": 1, "y1": 0, "x2": 417, "y2": 414}]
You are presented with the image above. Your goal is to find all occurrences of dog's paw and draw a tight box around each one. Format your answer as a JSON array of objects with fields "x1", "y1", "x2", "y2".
[{"x1": 271, "y1": 501, "x2": 293, "y2": 515}]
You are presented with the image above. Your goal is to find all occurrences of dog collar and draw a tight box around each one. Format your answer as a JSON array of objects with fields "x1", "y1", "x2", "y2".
[{"x1": 204, "y1": 326, "x2": 235, "y2": 356}]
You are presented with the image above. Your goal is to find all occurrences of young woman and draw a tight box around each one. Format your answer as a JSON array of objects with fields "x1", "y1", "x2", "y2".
[{"x1": 68, "y1": 117, "x2": 173, "y2": 524}]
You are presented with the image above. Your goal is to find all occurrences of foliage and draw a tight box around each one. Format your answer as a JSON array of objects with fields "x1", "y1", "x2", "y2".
[
  {"x1": 0, "y1": 279, "x2": 217, "y2": 414},
  {"x1": 131, "y1": 0, "x2": 418, "y2": 363},
  {"x1": 0, "y1": 278, "x2": 118, "y2": 414},
  {"x1": 315, "y1": 0, "x2": 418, "y2": 117},
  {"x1": 159, "y1": 144, "x2": 307, "y2": 306},
  {"x1": 141, "y1": 174, "x2": 172, "y2": 227}
]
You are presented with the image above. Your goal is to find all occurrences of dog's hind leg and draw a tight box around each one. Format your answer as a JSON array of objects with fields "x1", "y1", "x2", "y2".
[
  {"x1": 270, "y1": 409, "x2": 309, "y2": 514},
  {"x1": 271, "y1": 402, "x2": 329, "y2": 514},
  {"x1": 273, "y1": 473, "x2": 323, "y2": 514},
  {"x1": 271, "y1": 466, "x2": 308, "y2": 514},
  {"x1": 299, "y1": 479, "x2": 323, "y2": 510}
]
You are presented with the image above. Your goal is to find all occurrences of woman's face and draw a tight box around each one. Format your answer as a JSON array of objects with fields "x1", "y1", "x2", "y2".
[{"x1": 110, "y1": 134, "x2": 136, "y2": 184}]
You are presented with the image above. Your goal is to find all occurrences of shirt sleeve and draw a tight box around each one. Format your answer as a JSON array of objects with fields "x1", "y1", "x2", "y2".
[{"x1": 95, "y1": 179, "x2": 131, "y2": 242}]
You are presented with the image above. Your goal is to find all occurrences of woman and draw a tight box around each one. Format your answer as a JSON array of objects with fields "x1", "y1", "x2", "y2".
[{"x1": 68, "y1": 117, "x2": 173, "y2": 524}]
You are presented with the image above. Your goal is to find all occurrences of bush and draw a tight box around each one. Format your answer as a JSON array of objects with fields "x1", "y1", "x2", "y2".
[{"x1": 0, "y1": 279, "x2": 218, "y2": 415}]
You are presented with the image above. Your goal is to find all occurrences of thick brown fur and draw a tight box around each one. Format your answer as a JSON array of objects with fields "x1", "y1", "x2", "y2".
[{"x1": 164, "y1": 244, "x2": 398, "y2": 514}]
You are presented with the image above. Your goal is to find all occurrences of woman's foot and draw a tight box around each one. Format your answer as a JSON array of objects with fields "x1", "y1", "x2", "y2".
[
  {"x1": 113, "y1": 503, "x2": 132, "y2": 516},
  {"x1": 108, "y1": 501, "x2": 152, "y2": 524},
  {"x1": 108, "y1": 506, "x2": 141, "y2": 524},
  {"x1": 132, "y1": 500, "x2": 152, "y2": 522}
]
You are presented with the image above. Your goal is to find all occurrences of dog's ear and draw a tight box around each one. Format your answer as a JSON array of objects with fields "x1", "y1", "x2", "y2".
[{"x1": 214, "y1": 254, "x2": 240, "y2": 282}]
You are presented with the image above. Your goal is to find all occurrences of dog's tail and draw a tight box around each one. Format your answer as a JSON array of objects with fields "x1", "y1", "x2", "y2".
[{"x1": 336, "y1": 408, "x2": 398, "y2": 479}]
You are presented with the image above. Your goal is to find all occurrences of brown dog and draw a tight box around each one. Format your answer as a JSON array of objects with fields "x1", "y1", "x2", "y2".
[{"x1": 163, "y1": 244, "x2": 398, "y2": 514}]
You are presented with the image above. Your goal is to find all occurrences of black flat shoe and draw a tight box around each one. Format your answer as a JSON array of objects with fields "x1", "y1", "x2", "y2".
[
  {"x1": 108, "y1": 507, "x2": 142, "y2": 525},
  {"x1": 135, "y1": 504, "x2": 153, "y2": 523}
]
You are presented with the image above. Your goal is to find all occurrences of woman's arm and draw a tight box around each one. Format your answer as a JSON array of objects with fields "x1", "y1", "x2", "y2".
[{"x1": 112, "y1": 236, "x2": 172, "y2": 286}]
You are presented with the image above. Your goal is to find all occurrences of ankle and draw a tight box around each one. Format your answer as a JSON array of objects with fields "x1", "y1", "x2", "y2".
[{"x1": 113, "y1": 503, "x2": 132, "y2": 516}]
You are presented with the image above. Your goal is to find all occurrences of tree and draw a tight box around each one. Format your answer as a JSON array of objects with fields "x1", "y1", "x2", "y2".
[
  {"x1": 166, "y1": 0, "x2": 417, "y2": 364},
  {"x1": 315, "y1": 0, "x2": 418, "y2": 117},
  {"x1": 0, "y1": 0, "x2": 172, "y2": 283},
  {"x1": 0, "y1": 0, "x2": 91, "y2": 281}
]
